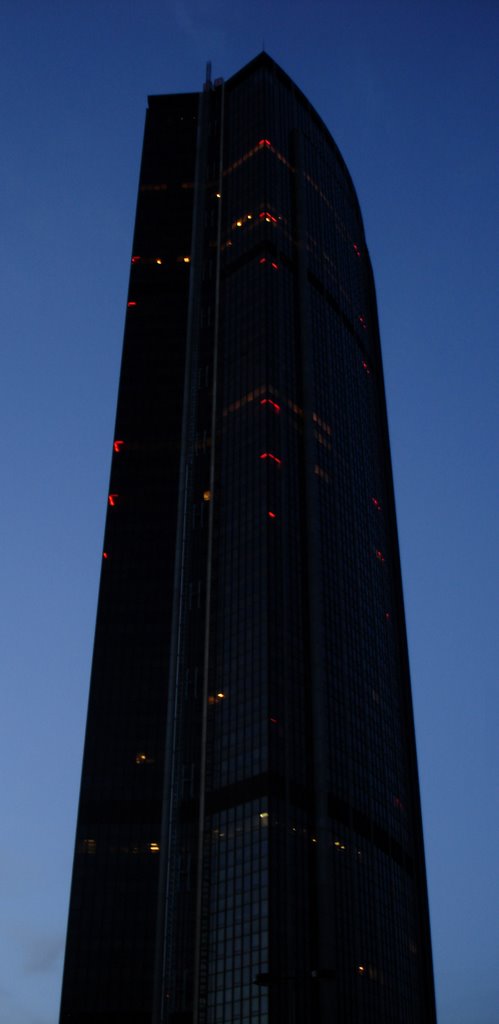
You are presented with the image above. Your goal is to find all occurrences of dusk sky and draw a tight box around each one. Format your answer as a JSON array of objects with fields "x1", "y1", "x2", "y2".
[{"x1": 1, "y1": 2, "x2": 497, "y2": 1022}]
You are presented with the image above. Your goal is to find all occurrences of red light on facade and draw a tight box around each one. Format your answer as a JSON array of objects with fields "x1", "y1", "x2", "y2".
[
  {"x1": 127, "y1": 301, "x2": 137, "y2": 307},
  {"x1": 108, "y1": 494, "x2": 119, "y2": 507},
  {"x1": 260, "y1": 399, "x2": 281, "y2": 412},
  {"x1": 102, "y1": 552, "x2": 108, "y2": 559},
  {"x1": 362, "y1": 360, "x2": 371, "y2": 375},
  {"x1": 131, "y1": 256, "x2": 141, "y2": 263},
  {"x1": 259, "y1": 257, "x2": 267, "y2": 264},
  {"x1": 114, "y1": 440, "x2": 124, "y2": 453},
  {"x1": 375, "y1": 549, "x2": 385, "y2": 563},
  {"x1": 270, "y1": 716, "x2": 278, "y2": 724},
  {"x1": 271, "y1": 262, "x2": 279, "y2": 270},
  {"x1": 371, "y1": 497, "x2": 381, "y2": 510},
  {"x1": 358, "y1": 315, "x2": 367, "y2": 329},
  {"x1": 259, "y1": 211, "x2": 277, "y2": 223},
  {"x1": 267, "y1": 511, "x2": 277, "y2": 519},
  {"x1": 258, "y1": 139, "x2": 272, "y2": 147},
  {"x1": 385, "y1": 612, "x2": 391, "y2": 621},
  {"x1": 353, "y1": 244, "x2": 361, "y2": 257},
  {"x1": 259, "y1": 452, "x2": 282, "y2": 464}
]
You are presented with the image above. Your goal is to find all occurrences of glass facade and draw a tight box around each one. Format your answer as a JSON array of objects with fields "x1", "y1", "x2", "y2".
[{"x1": 60, "y1": 55, "x2": 436, "y2": 1024}]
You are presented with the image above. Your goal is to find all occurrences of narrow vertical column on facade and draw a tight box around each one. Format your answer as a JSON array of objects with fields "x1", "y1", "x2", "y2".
[
  {"x1": 290, "y1": 126, "x2": 329, "y2": 1022},
  {"x1": 193, "y1": 78, "x2": 225, "y2": 1024},
  {"x1": 153, "y1": 80, "x2": 214, "y2": 1023}
]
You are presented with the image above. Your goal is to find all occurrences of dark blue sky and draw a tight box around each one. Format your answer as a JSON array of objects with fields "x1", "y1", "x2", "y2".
[{"x1": 1, "y1": 2, "x2": 497, "y2": 1021}]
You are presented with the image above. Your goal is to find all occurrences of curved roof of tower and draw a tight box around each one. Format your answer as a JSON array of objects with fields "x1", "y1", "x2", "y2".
[{"x1": 226, "y1": 52, "x2": 359, "y2": 210}]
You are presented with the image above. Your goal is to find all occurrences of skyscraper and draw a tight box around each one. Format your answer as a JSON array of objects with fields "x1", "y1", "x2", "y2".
[{"x1": 60, "y1": 53, "x2": 436, "y2": 1024}]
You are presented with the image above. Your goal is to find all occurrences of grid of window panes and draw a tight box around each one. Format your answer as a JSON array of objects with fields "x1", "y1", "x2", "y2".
[
  {"x1": 205, "y1": 801, "x2": 269, "y2": 1022},
  {"x1": 295, "y1": 68, "x2": 430, "y2": 1020},
  {"x1": 159, "y1": 86, "x2": 226, "y2": 1021},
  {"x1": 194, "y1": 58, "x2": 435, "y2": 1024},
  {"x1": 59, "y1": 94, "x2": 200, "y2": 1023},
  {"x1": 212, "y1": 68, "x2": 311, "y2": 1024}
]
